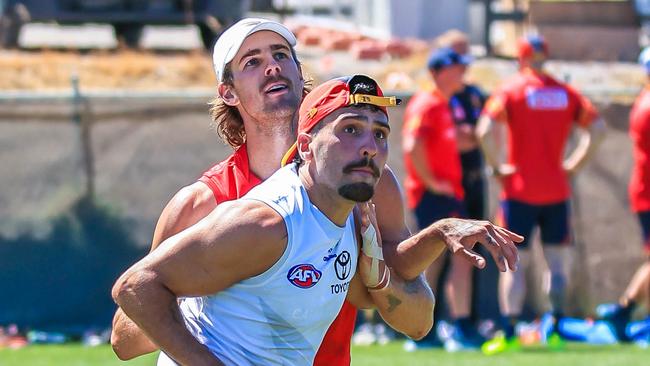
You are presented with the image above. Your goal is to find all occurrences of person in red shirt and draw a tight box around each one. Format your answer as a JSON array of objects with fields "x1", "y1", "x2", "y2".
[
  {"x1": 595, "y1": 47, "x2": 650, "y2": 342},
  {"x1": 403, "y1": 47, "x2": 485, "y2": 350},
  {"x1": 437, "y1": 29, "x2": 501, "y2": 339},
  {"x1": 477, "y1": 35, "x2": 606, "y2": 351},
  {"x1": 110, "y1": 18, "x2": 523, "y2": 365}
]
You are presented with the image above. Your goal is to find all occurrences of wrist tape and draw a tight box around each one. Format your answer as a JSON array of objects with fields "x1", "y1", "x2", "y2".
[{"x1": 362, "y1": 223, "x2": 385, "y2": 288}]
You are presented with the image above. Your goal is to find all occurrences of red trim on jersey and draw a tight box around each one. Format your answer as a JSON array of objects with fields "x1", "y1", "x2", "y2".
[
  {"x1": 482, "y1": 68, "x2": 599, "y2": 204},
  {"x1": 402, "y1": 89, "x2": 464, "y2": 208},
  {"x1": 629, "y1": 87, "x2": 650, "y2": 212},
  {"x1": 197, "y1": 143, "x2": 356, "y2": 365},
  {"x1": 314, "y1": 301, "x2": 357, "y2": 366},
  {"x1": 198, "y1": 144, "x2": 263, "y2": 204}
]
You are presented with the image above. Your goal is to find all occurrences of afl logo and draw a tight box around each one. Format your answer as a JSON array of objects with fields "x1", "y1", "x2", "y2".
[
  {"x1": 287, "y1": 264, "x2": 322, "y2": 289},
  {"x1": 335, "y1": 251, "x2": 352, "y2": 281}
]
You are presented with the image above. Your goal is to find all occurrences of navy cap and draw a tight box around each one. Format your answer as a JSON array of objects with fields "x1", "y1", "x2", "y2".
[
  {"x1": 427, "y1": 47, "x2": 471, "y2": 71},
  {"x1": 639, "y1": 46, "x2": 650, "y2": 74}
]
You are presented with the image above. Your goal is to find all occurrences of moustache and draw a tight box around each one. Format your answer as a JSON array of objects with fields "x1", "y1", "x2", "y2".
[
  {"x1": 260, "y1": 76, "x2": 292, "y2": 93},
  {"x1": 343, "y1": 157, "x2": 380, "y2": 178}
]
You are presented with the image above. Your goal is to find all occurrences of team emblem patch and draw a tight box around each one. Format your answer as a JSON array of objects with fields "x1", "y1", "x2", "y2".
[
  {"x1": 525, "y1": 87, "x2": 568, "y2": 110},
  {"x1": 287, "y1": 264, "x2": 322, "y2": 288},
  {"x1": 334, "y1": 251, "x2": 352, "y2": 280}
]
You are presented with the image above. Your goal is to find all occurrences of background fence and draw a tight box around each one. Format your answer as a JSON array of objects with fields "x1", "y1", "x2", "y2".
[{"x1": 0, "y1": 89, "x2": 643, "y2": 332}]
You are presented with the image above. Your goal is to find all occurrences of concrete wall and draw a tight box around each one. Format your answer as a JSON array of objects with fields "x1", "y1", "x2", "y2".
[{"x1": 353, "y1": 0, "x2": 469, "y2": 39}]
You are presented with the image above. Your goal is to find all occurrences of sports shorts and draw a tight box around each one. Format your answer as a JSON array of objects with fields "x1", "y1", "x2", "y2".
[
  {"x1": 414, "y1": 190, "x2": 466, "y2": 230},
  {"x1": 499, "y1": 199, "x2": 570, "y2": 249}
]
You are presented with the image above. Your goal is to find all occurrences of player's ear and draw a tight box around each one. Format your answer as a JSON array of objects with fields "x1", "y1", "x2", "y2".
[
  {"x1": 297, "y1": 133, "x2": 313, "y2": 161},
  {"x1": 218, "y1": 83, "x2": 239, "y2": 106},
  {"x1": 297, "y1": 63, "x2": 305, "y2": 84}
]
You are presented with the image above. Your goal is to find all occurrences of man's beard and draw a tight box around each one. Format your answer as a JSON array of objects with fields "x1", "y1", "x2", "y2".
[
  {"x1": 338, "y1": 156, "x2": 380, "y2": 202},
  {"x1": 338, "y1": 183, "x2": 375, "y2": 202},
  {"x1": 262, "y1": 96, "x2": 299, "y2": 118}
]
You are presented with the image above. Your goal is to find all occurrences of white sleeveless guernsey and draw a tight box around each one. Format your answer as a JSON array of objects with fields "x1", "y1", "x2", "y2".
[{"x1": 158, "y1": 164, "x2": 358, "y2": 366}]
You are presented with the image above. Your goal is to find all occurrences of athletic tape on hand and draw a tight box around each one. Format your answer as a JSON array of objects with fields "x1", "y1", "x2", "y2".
[{"x1": 362, "y1": 223, "x2": 384, "y2": 284}]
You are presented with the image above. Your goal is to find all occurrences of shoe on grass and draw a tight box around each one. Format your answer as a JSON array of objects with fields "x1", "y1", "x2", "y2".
[{"x1": 481, "y1": 333, "x2": 520, "y2": 355}]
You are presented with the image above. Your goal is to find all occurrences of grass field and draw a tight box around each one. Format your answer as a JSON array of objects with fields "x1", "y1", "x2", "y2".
[{"x1": 0, "y1": 341, "x2": 648, "y2": 366}]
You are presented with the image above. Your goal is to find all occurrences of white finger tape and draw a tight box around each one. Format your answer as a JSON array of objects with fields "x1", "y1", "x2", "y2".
[{"x1": 362, "y1": 223, "x2": 384, "y2": 283}]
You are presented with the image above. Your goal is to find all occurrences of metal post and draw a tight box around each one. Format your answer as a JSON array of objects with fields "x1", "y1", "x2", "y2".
[
  {"x1": 484, "y1": 0, "x2": 493, "y2": 56},
  {"x1": 71, "y1": 73, "x2": 95, "y2": 200}
]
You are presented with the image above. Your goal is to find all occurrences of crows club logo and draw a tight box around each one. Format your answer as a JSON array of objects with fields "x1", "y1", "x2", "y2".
[
  {"x1": 287, "y1": 264, "x2": 322, "y2": 289},
  {"x1": 334, "y1": 251, "x2": 352, "y2": 281}
]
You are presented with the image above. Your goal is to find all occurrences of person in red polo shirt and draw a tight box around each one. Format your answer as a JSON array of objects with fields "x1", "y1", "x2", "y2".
[
  {"x1": 110, "y1": 18, "x2": 523, "y2": 365},
  {"x1": 477, "y1": 35, "x2": 606, "y2": 352},
  {"x1": 595, "y1": 47, "x2": 650, "y2": 342},
  {"x1": 403, "y1": 47, "x2": 486, "y2": 351}
]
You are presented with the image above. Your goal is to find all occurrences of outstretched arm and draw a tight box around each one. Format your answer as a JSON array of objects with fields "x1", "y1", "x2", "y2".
[
  {"x1": 112, "y1": 200, "x2": 286, "y2": 366},
  {"x1": 111, "y1": 182, "x2": 216, "y2": 360},
  {"x1": 376, "y1": 166, "x2": 522, "y2": 280},
  {"x1": 396, "y1": 218, "x2": 522, "y2": 277}
]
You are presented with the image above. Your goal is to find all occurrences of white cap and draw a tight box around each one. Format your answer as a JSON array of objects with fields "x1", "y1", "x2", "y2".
[
  {"x1": 640, "y1": 46, "x2": 650, "y2": 74},
  {"x1": 212, "y1": 18, "x2": 297, "y2": 83}
]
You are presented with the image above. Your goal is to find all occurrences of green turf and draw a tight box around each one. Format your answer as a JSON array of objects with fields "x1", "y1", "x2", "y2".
[
  {"x1": 0, "y1": 344, "x2": 157, "y2": 366},
  {"x1": 0, "y1": 341, "x2": 647, "y2": 365}
]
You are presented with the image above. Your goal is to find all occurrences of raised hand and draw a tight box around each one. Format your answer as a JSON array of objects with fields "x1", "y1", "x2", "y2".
[{"x1": 434, "y1": 218, "x2": 523, "y2": 272}]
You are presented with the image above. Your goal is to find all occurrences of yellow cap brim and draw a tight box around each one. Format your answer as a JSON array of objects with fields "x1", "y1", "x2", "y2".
[{"x1": 281, "y1": 142, "x2": 298, "y2": 167}]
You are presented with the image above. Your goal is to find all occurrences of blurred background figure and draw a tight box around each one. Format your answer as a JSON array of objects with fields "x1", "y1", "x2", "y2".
[
  {"x1": 596, "y1": 46, "x2": 650, "y2": 345},
  {"x1": 402, "y1": 46, "x2": 484, "y2": 352},
  {"x1": 436, "y1": 30, "x2": 487, "y2": 228},
  {"x1": 436, "y1": 29, "x2": 502, "y2": 339},
  {"x1": 477, "y1": 35, "x2": 606, "y2": 354},
  {"x1": 351, "y1": 309, "x2": 393, "y2": 347}
]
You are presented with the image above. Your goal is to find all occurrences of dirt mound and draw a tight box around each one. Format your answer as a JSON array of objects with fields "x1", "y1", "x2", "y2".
[
  {"x1": 0, "y1": 50, "x2": 215, "y2": 91},
  {"x1": 0, "y1": 48, "x2": 645, "y2": 106}
]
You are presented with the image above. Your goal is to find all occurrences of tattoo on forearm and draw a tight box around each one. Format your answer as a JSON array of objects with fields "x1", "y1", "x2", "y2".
[
  {"x1": 386, "y1": 294, "x2": 402, "y2": 313},
  {"x1": 403, "y1": 280, "x2": 420, "y2": 294}
]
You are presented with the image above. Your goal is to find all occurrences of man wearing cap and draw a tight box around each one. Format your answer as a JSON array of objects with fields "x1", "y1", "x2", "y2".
[
  {"x1": 402, "y1": 46, "x2": 485, "y2": 351},
  {"x1": 110, "y1": 18, "x2": 522, "y2": 364},
  {"x1": 113, "y1": 74, "x2": 438, "y2": 365},
  {"x1": 436, "y1": 30, "x2": 488, "y2": 227},
  {"x1": 477, "y1": 35, "x2": 606, "y2": 352},
  {"x1": 437, "y1": 30, "x2": 497, "y2": 345},
  {"x1": 595, "y1": 47, "x2": 650, "y2": 342},
  {"x1": 110, "y1": 17, "x2": 310, "y2": 360}
]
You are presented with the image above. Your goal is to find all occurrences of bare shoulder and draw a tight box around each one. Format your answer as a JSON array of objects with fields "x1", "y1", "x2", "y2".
[
  {"x1": 173, "y1": 181, "x2": 218, "y2": 216},
  {"x1": 374, "y1": 165, "x2": 407, "y2": 222},
  {"x1": 371, "y1": 164, "x2": 411, "y2": 245},
  {"x1": 208, "y1": 199, "x2": 286, "y2": 236},
  {"x1": 142, "y1": 199, "x2": 289, "y2": 296},
  {"x1": 177, "y1": 198, "x2": 288, "y2": 283},
  {"x1": 151, "y1": 181, "x2": 218, "y2": 251},
  {"x1": 193, "y1": 198, "x2": 289, "y2": 258},
  {"x1": 376, "y1": 165, "x2": 401, "y2": 197}
]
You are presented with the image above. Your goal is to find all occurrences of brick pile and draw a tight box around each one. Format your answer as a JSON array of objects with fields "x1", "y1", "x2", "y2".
[{"x1": 290, "y1": 24, "x2": 429, "y2": 61}]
